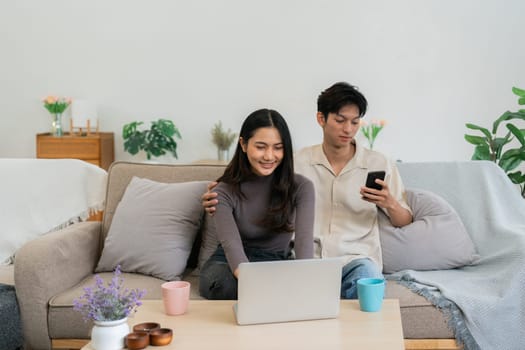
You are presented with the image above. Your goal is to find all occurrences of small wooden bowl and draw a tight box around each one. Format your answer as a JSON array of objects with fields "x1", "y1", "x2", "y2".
[
  {"x1": 149, "y1": 328, "x2": 173, "y2": 346},
  {"x1": 133, "y1": 322, "x2": 161, "y2": 333},
  {"x1": 125, "y1": 331, "x2": 149, "y2": 350}
]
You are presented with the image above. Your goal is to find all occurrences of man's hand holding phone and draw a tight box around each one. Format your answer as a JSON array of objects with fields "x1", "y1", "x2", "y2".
[
  {"x1": 361, "y1": 171, "x2": 387, "y2": 204},
  {"x1": 365, "y1": 171, "x2": 386, "y2": 191},
  {"x1": 361, "y1": 170, "x2": 413, "y2": 227}
]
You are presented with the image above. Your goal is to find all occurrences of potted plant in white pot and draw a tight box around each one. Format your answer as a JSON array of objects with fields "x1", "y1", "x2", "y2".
[
  {"x1": 73, "y1": 265, "x2": 145, "y2": 350},
  {"x1": 211, "y1": 121, "x2": 237, "y2": 161},
  {"x1": 123, "y1": 119, "x2": 181, "y2": 161}
]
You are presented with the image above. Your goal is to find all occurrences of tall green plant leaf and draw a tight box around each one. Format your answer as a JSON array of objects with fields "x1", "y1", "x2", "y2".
[
  {"x1": 493, "y1": 135, "x2": 512, "y2": 160},
  {"x1": 508, "y1": 171, "x2": 525, "y2": 185},
  {"x1": 464, "y1": 135, "x2": 487, "y2": 145},
  {"x1": 507, "y1": 124, "x2": 525, "y2": 146},
  {"x1": 499, "y1": 148, "x2": 525, "y2": 172},
  {"x1": 512, "y1": 86, "x2": 525, "y2": 97},
  {"x1": 466, "y1": 123, "x2": 492, "y2": 140},
  {"x1": 492, "y1": 111, "x2": 525, "y2": 134},
  {"x1": 472, "y1": 144, "x2": 491, "y2": 160}
]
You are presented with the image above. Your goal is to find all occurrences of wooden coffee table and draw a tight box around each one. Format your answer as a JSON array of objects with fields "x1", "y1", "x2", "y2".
[{"x1": 82, "y1": 299, "x2": 404, "y2": 350}]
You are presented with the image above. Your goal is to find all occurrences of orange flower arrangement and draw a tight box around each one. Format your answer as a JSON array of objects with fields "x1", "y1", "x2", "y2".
[{"x1": 42, "y1": 95, "x2": 71, "y2": 114}]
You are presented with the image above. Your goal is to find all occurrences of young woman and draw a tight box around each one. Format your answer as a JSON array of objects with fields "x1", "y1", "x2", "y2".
[{"x1": 199, "y1": 108, "x2": 315, "y2": 300}]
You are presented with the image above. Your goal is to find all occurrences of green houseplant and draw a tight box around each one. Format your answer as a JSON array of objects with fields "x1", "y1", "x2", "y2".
[
  {"x1": 123, "y1": 119, "x2": 181, "y2": 160},
  {"x1": 464, "y1": 87, "x2": 525, "y2": 197},
  {"x1": 211, "y1": 121, "x2": 237, "y2": 161}
]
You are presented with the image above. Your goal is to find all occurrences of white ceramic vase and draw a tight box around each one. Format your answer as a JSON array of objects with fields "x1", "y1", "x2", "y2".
[
  {"x1": 218, "y1": 148, "x2": 229, "y2": 161},
  {"x1": 90, "y1": 317, "x2": 129, "y2": 350}
]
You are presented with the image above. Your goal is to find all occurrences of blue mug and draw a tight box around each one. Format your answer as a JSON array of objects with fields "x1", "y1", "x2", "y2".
[{"x1": 357, "y1": 278, "x2": 385, "y2": 312}]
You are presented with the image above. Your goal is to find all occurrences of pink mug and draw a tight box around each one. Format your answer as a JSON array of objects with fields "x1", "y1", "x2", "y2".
[{"x1": 161, "y1": 281, "x2": 190, "y2": 315}]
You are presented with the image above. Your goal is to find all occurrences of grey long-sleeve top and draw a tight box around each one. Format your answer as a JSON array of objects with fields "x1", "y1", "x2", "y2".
[{"x1": 213, "y1": 173, "x2": 315, "y2": 272}]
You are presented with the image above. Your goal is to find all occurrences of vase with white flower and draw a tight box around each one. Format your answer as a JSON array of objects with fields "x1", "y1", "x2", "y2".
[
  {"x1": 73, "y1": 265, "x2": 146, "y2": 350},
  {"x1": 42, "y1": 95, "x2": 72, "y2": 137},
  {"x1": 360, "y1": 119, "x2": 387, "y2": 150}
]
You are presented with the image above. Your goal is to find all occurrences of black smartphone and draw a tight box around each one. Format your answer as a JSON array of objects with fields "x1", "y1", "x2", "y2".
[{"x1": 365, "y1": 171, "x2": 386, "y2": 190}]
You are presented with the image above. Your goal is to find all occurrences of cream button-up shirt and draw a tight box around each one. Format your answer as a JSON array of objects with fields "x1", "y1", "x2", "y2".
[{"x1": 294, "y1": 143, "x2": 410, "y2": 268}]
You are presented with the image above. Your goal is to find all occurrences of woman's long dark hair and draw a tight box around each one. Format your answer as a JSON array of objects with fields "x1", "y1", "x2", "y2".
[{"x1": 218, "y1": 108, "x2": 296, "y2": 232}]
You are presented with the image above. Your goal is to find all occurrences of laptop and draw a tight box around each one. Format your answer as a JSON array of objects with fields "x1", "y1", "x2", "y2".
[{"x1": 233, "y1": 257, "x2": 343, "y2": 325}]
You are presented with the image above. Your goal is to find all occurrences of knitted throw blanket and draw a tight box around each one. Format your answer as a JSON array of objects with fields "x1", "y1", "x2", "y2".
[
  {"x1": 0, "y1": 158, "x2": 107, "y2": 265},
  {"x1": 394, "y1": 161, "x2": 525, "y2": 350}
]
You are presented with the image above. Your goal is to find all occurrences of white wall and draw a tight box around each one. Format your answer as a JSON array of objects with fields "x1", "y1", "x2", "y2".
[{"x1": 1, "y1": 0, "x2": 523, "y2": 163}]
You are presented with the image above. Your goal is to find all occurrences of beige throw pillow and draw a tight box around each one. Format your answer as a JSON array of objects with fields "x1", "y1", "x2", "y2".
[{"x1": 96, "y1": 177, "x2": 207, "y2": 281}]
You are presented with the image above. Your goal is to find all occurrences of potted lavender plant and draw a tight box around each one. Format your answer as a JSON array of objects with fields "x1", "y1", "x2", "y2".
[{"x1": 73, "y1": 265, "x2": 146, "y2": 350}]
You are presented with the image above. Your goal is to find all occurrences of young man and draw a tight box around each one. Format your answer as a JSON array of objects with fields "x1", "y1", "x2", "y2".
[
  {"x1": 294, "y1": 82, "x2": 412, "y2": 298},
  {"x1": 203, "y1": 82, "x2": 412, "y2": 299}
]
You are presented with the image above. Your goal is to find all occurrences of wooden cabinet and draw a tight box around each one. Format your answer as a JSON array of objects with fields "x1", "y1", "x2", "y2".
[{"x1": 36, "y1": 132, "x2": 115, "y2": 170}]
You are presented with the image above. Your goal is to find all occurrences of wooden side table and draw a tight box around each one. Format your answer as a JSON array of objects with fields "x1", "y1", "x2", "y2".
[{"x1": 36, "y1": 132, "x2": 115, "y2": 171}]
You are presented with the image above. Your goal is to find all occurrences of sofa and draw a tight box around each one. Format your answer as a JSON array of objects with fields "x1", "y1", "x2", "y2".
[{"x1": 15, "y1": 160, "x2": 524, "y2": 350}]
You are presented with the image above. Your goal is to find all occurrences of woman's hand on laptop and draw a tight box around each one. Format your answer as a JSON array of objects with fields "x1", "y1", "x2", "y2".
[{"x1": 202, "y1": 181, "x2": 219, "y2": 215}]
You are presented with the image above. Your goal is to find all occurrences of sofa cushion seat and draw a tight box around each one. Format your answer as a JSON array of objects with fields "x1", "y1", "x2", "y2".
[
  {"x1": 385, "y1": 282, "x2": 453, "y2": 339},
  {"x1": 47, "y1": 270, "x2": 452, "y2": 340}
]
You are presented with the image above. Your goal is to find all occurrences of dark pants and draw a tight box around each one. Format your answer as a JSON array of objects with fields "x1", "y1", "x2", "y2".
[
  {"x1": 0, "y1": 284, "x2": 23, "y2": 350},
  {"x1": 199, "y1": 246, "x2": 289, "y2": 300}
]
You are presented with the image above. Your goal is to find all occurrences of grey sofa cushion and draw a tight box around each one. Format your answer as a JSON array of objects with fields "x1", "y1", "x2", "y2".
[
  {"x1": 96, "y1": 177, "x2": 208, "y2": 281},
  {"x1": 379, "y1": 188, "x2": 479, "y2": 274}
]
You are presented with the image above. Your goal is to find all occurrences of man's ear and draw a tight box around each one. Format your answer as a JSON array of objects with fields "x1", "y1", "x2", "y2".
[
  {"x1": 316, "y1": 112, "x2": 326, "y2": 127},
  {"x1": 239, "y1": 137, "x2": 247, "y2": 152}
]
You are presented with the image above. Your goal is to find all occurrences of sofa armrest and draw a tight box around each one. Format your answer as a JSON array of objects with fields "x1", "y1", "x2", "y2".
[{"x1": 14, "y1": 221, "x2": 101, "y2": 350}]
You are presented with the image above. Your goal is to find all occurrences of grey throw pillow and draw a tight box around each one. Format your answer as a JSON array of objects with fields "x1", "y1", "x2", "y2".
[
  {"x1": 379, "y1": 188, "x2": 479, "y2": 274},
  {"x1": 96, "y1": 177, "x2": 208, "y2": 281}
]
